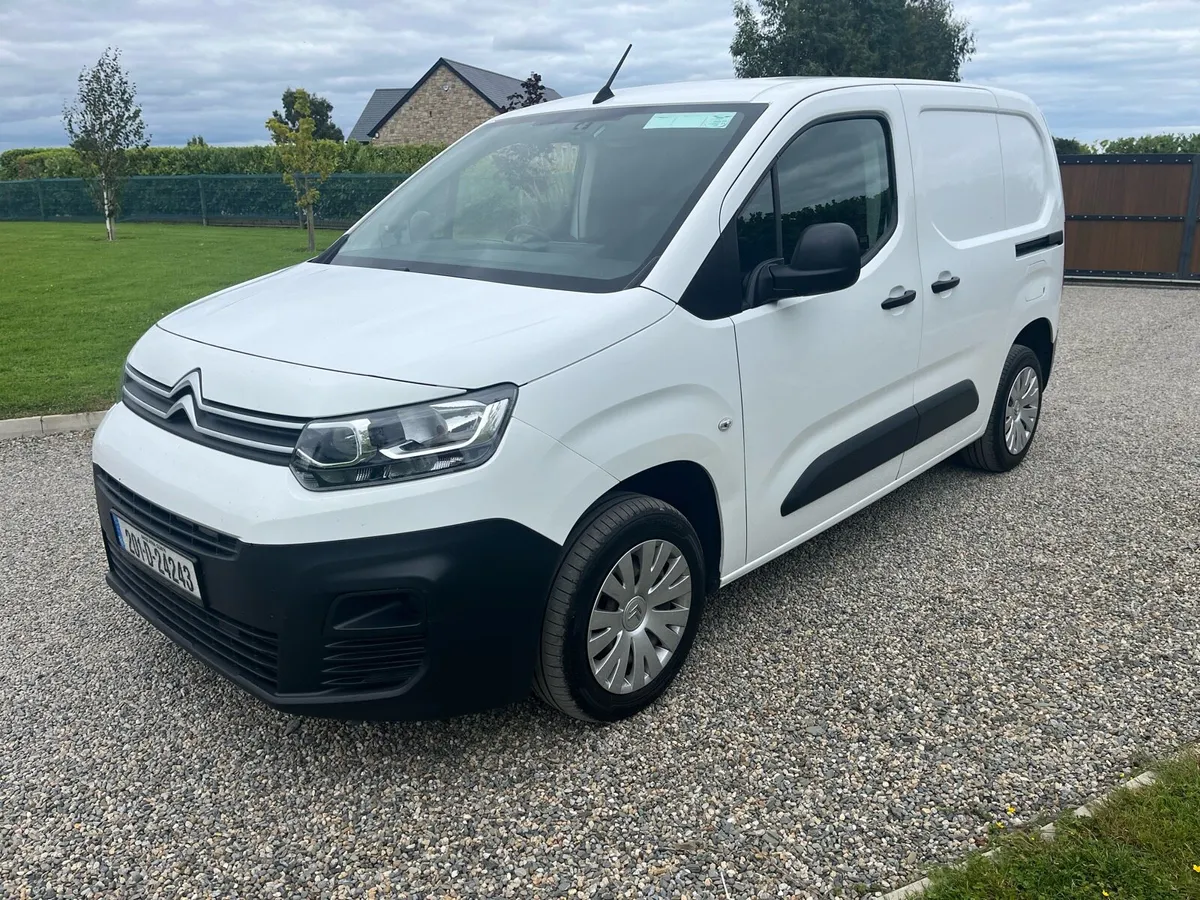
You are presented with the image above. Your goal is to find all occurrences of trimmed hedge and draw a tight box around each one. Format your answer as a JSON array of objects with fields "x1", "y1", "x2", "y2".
[
  {"x1": 0, "y1": 142, "x2": 445, "y2": 180},
  {"x1": 0, "y1": 174, "x2": 410, "y2": 226}
]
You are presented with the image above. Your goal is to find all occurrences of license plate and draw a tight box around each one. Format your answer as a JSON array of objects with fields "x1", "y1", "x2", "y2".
[{"x1": 112, "y1": 514, "x2": 202, "y2": 601}]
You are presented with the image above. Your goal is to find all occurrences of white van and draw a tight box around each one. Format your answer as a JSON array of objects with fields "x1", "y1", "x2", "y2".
[{"x1": 93, "y1": 77, "x2": 1064, "y2": 722}]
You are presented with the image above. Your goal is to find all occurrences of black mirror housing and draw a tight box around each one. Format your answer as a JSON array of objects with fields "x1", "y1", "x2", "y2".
[{"x1": 768, "y1": 222, "x2": 862, "y2": 299}]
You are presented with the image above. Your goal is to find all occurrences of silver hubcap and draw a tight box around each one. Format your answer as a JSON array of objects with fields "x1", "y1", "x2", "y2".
[
  {"x1": 587, "y1": 540, "x2": 692, "y2": 695},
  {"x1": 1004, "y1": 366, "x2": 1040, "y2": 455}
]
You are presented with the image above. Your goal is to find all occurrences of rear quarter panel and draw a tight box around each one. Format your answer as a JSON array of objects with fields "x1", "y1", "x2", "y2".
[{"x1": 991, "y1": 88, "x2": 1065, "y2": 343}]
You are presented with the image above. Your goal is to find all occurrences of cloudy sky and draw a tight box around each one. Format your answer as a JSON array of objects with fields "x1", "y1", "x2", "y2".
[{"x1": 1, "y1": 0, "x2": 1198, "y2": 152}]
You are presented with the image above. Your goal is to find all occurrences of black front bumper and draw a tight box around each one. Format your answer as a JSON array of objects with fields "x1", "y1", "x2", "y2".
[{"x1": 95, "y1": 467, "x2": 560, "y2": 720}]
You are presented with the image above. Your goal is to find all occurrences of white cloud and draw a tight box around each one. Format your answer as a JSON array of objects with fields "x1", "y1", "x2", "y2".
[
  {"x1": 0, "y1": 0, "x2": 1197, "y2": 151},
  {"x1": 958, "y1": 0, "x2": 1200, "y2": 141}
]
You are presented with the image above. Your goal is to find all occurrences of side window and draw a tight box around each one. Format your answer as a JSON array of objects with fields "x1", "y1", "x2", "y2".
[
  {"x1": 776, "y1": 118, "x2": 894, "y2": 259},
  {"x1": 735, "y1": 174, "x2": 777, "y2": 278}
]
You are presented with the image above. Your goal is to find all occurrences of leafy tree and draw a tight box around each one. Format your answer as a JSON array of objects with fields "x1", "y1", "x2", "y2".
[
  {"x1": 266, "y1": 88, "x2": 339, "y2": 252},
  {"x1": 272, "y1": 88, "x2": 344, "y2": 142},
  {"x1": 503, "y1": 73, "x2": 549, "y2": 111},
  {"x1": 731, "y1": 0, "x2": 975, "y2": 81},
  {"x1": 62, "y1": 47, "x2": 149, "y2": 241},
  {"x1": 1096, "y1": 133, "x2": 1200, "y2": 154},
  {"x1": 1053, "y1": 136, "x2": 1093, "y2": 155},
  {"x1": 186, "y1": 135, "x2": 208, "y2": 147}
]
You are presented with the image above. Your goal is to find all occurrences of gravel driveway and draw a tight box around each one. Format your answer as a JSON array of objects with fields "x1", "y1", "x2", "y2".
[{"x1": 1, "y1": 284, "x2": 1198, "y2": 899}]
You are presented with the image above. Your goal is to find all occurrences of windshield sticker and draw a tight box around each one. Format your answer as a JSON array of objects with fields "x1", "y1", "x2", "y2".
[{"x1": 644, "y1": 112, "x2": 737, "y2": 130}]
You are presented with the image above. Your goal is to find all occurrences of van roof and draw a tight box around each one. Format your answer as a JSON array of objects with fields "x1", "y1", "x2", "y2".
[{"x1": 512, "y1": 76, "x2": 1004, "y2": 113}]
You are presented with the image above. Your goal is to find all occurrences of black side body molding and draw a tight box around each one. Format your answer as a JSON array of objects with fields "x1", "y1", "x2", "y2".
[
  {"x1": 780, "y1": 408, "x2": 918, "y2": 517},
  {"x1": 914, "y1": 380, "x2": 979, "y2": 444},
  {"x1": 780, "y1": 380, "x2": 979, "y2": 517},
  {"x1": 1015, "y1": 230, "x2": 1064, "y2": 258}
]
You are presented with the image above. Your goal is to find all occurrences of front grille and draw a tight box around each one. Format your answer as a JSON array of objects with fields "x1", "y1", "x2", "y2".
[
  {"x1": 96, "y1": 467, "x2": 239, "y2": 560},
  {"x1": 121, "y1": 364, "x2": 305, "y2": 465},
  {"x1": 107, "y1": 538, "x2": 279, "y2": 692},
  {"x1": 321, "y1": 634, "x2": 425, "y2": 692}
]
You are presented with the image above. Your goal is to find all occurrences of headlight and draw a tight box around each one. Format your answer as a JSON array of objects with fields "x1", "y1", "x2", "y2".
[{"x1": 290, "y1": 384, "x2": 516, "y2": 491}]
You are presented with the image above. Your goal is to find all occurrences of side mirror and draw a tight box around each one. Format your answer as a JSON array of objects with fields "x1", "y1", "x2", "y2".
[{"x1": 762, "y1": 222, "x2": 862, "y2": 302}]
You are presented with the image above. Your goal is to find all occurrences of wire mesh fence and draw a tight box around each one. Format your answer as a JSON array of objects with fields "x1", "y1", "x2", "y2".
[{"x1": 0, "y1": 173, "x2": 410, "y2": 229}]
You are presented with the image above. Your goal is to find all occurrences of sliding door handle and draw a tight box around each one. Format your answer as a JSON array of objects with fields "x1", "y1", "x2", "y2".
[
  {"x1": 931, "y1": 276, "x2": 961, "y2": 293},
  {"x1": 881, "y1": 289, "x2": 917, "y2": 310}
]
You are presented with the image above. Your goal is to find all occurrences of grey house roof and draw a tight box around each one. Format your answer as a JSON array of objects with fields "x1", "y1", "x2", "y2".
[
  {"x1": 442, "y1": 59, "x2": 561, "y2": 110},
  {"x1": 363, "y1": 59, "x2": 562, "y2": 139},
  {"x1": 348, "y1": 88, "x2": 410, "y2": 142}
]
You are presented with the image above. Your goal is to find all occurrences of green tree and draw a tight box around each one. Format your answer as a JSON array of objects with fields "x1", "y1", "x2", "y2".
[
  {"x1": 266, "y1": 88, "x2": 338, "y2": 252},
  {"x1": 731, "y1": 0, "x2": 975, "y2": 81},
  {"x1": 1053, "y1": 136, "x2": 1093, "y2": 155},
  {"x1": 186, "y1": 135, "x2": 208, "y2": 147},
  {"x1": 1097, "y1": 133, "x2": 1200, "y2": 154},
  {"x1": 62, "y1": 47, "x2": 150, "y2": 241},
  {"x1": 503, "y1": 73, "x2": 548, "y2": 111},
  {"x1": 271, "y1": 88, "x2": 344, "y2": 142}
]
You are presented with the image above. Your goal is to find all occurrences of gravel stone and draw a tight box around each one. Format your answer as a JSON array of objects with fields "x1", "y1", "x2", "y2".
[{"x1": 1, "y1": 284, "x2": 1198, "y2": 898}]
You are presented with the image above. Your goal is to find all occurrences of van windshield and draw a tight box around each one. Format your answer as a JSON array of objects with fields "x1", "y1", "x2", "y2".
[{"x1": 325, "y1": 104, "x2": 764, "y2": 292}]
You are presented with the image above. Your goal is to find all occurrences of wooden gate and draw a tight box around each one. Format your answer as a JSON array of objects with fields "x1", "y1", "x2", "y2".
[{"x1": 1059, "y1": 154, "x2": 1200, "y2": 280}]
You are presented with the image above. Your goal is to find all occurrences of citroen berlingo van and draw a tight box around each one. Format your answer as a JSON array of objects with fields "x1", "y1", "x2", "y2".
[{"x1": 93, "y1": 77, "x2": 1064, "y2": 722}]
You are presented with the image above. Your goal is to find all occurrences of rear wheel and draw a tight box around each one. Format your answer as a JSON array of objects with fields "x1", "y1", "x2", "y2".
[
  {"x1": 533, "y1": 494, "x2": 706, "y2": 722},
  {"x1": 958, "y1": 344, "x2": 1044, "y2": 472}
]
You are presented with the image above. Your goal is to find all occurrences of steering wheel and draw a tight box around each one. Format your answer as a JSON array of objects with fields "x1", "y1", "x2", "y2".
[{"x1": 504, "y1": 223, "x2": 552, "y2": 244}]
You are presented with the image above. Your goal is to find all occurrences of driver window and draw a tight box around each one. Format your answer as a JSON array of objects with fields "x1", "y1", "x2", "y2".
[
  {"x1": 777, "y1": 118, "x2": 894, "y2": 258},
  {"x1": 453, "y1": 142, "x2": 580, "y2": 240},
  {"x1": 734, "y1": 117, "x2": 896, "y2": 274}
]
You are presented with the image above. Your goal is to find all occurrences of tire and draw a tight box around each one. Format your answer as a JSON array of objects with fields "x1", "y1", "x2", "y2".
[
  {"x1": 533, "y1": 493, "x2": 707, "y2": 722},
  {"x1": 958, "y1": 344, "x2": 1044, "y2": 473}
]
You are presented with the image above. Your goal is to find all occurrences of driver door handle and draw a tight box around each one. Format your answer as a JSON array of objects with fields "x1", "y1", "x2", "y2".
[
  {"x1": 931, "y1": 276, "x2": 961, "y2": 293},
  {"x1": 881, "y1": 289, "x2": 917, "y2": 310}
]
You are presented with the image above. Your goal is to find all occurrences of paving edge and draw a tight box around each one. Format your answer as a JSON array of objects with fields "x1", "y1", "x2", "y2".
[
  {"x1": 0, "y1": 410, "x2": 107, "y2": 440},
  {"x1": 879, "y1": 751, "x2": 1195, "y2": 900}
]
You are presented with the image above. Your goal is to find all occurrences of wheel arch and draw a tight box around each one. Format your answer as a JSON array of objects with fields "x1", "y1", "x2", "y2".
[
  {"x1": 591, "y1": 460, "x2": 724, "y2": 595},
  {"x1": 1014, "y1": 317, "x2": 1055, "y2": 386}
]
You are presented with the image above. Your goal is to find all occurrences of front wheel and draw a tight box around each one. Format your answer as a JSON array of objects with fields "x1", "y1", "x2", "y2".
[
  {"x1": 533, "y1": 494, "x2": 707, "y2": 722},
  {"x1": 958, "y1": 344, "x2": 1044, "y2": 472}
]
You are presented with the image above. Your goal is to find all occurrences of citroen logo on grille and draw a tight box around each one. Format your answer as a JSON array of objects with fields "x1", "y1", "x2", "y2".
[{"x1": 163, "y1": 369, "x2": 204, "y2": 426}]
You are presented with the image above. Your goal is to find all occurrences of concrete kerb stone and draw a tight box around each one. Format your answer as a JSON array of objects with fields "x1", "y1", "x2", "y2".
[
  {"x1": 0, "y1": 411, "x2": 107, "y2": 440},
  {"x1": 879, "y1": 757, "x2": 1187, "y2": 899}
]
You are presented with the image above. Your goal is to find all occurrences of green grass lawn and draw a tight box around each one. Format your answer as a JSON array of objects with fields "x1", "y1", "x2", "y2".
[
  {"x1": 921, "y1": 755, "x2": 1200, "y2": 900},
  {"x1": 0, "y1": 221, "x2": 337, "y2": 419}
]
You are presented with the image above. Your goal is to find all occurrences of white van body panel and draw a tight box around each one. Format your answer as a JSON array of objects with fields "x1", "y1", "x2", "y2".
[
  {"x1": 516, "y1": 307, "x2": 748, "y2": 576},
  {"x1": 157, "y1": 263, "x2": 674, "y2": 389}
]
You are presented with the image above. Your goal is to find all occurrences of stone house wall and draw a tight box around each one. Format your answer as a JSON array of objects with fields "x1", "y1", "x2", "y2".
[{"x1": 373, "y1": 63, "x2": 498, "y2": 146}]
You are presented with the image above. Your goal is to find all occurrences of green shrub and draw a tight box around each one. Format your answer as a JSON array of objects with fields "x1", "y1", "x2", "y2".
[
  {"x1": 1, "y1": 143, "x2": 445, "y2": 180},
  {"x1": 1096, "y1": 133, "x2": 1200, "y2": 154},
  {"x1": 0, "y1": 148, "x2": 57, "y2": 179}
]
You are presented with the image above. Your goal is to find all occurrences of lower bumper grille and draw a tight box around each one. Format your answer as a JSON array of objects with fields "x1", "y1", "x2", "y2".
[
  {"x1": 321, "y1": 634, "x2": 425, "y2": 691},
  {"x1": 107, "y1": 539, "x2": 279, "y2": 692}
]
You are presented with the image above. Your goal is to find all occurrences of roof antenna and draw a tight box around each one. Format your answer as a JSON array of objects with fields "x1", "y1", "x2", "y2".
[{"x1": 593, "y1": 44, "x2": 632, "y2": 104}]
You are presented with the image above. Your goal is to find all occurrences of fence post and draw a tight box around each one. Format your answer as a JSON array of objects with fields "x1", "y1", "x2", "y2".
[
  {"x1": 197, "y1": 176, "x2": 208, "y2": 226},
  {"x1": 1177, "y1": 155, "x2": 1200, "y2": 279},
  {"x1": 35, "y1": 179, "x2": 45, "y2": 221}
]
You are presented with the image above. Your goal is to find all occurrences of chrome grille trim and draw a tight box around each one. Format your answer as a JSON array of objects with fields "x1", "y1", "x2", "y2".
[
  {"x1": 123, "y1": 366, "x2": 307, "y2": 431},
  {"x1": 122, "y1": 364, "x2": 306, "y2": 463}
]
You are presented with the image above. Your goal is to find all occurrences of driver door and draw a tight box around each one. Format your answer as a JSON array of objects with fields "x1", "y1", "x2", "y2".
[{"x1": 729, "y1": 87, "x2": 925, "y2": 566}]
